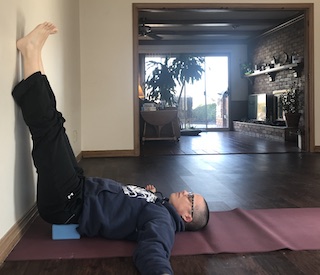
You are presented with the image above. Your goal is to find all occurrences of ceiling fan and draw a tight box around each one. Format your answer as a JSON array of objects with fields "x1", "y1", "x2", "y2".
[{"x1": 139, "y1": 18, "x2": 163, "y2": 40}]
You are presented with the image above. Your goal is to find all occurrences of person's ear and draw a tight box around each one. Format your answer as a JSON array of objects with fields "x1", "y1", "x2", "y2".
[{"x1": 182, "y1": 213, "x2": 193, "y2": 223}]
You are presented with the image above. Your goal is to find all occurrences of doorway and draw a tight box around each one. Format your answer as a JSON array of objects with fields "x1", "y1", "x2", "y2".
[{"x1": 133, "y1": 3, "x2": 314, "y2": 155}]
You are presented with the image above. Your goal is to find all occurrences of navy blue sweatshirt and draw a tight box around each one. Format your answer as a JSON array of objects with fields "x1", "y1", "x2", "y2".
[{"x1": 77, "y1": 177, "x2": 185, "y2": 275}]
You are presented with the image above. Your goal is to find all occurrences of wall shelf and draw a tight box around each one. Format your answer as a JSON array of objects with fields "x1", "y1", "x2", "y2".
[{"x1": 244, "y1": 62, "x2": 303, "y2": 82}]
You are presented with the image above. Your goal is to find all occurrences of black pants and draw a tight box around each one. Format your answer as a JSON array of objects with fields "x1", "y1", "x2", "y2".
[{"x1": 12, "y1": 72, "x2": 83, "y2": 224}]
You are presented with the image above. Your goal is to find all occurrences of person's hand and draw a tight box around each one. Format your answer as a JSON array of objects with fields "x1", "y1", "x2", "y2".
[{"x1": 146, "y1": 184, "x2": 156, "y2": 193}]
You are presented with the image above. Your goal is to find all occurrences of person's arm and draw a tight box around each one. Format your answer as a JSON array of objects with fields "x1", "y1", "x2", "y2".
[{"x1": 133, "y1": 204, "x2": 175, "y2": 275}]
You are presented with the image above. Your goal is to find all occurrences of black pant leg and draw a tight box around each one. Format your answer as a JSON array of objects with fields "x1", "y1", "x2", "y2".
[
  {"x1": 42, "y1": 75, "x2": 84, "y2": 176},
  {"x1": 12, "y1": 72, "x2": 83, "y2": 224}
]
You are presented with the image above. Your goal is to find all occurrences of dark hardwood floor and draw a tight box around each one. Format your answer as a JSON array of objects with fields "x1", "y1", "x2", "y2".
[
  {"x1": 2, "y1": 132, "x2": 320, "y2": 275},
  {"x1": 140, "y1": 131, "x2": 301, "y2": 156}
]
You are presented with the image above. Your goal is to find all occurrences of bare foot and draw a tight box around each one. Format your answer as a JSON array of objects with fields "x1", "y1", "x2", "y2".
[{"x1": 16, "y1": 22, "x2": 58, "y2": 56}]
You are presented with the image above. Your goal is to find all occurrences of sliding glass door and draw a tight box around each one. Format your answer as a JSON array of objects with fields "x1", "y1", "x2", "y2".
[
  {"x1": 143, "y1": 54, "x2": 229, "y2": 130},
  {"x1": 179, "y1": 55, "x2": 229, "y2": 130}
]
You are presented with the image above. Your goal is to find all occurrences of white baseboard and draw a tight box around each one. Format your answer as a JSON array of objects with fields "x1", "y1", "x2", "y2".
[{"x1": 0, "y1": 204, "x2": 38, "y2": 264}]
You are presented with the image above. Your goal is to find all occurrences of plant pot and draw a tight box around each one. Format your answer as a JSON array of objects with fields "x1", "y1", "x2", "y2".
[{"x1": 284, "y1": 113, "x2": 301, "y2": 128}]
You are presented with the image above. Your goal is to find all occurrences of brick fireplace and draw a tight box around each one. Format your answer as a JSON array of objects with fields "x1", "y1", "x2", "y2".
[
  {"x1": 237, "y1": 18, "x2": 305, "y2": 148},
  {"x1": 233, "y1": 121, "x2": 298, "y2": 143}
]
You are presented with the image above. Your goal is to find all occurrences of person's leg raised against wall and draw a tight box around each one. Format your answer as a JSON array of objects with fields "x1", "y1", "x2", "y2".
[{"x1": 13, "y1": 23, "x2": 83, "y2": 224}]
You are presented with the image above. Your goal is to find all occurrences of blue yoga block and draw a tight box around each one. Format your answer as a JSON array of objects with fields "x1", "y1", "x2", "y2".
[{"x1": 52, "y1": 224, "x2": 81, "y2": 240}]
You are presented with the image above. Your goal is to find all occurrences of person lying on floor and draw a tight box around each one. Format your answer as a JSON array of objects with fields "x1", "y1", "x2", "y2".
[{"x1": 12, "y1": 22, "x2": 210, "y2": 275}]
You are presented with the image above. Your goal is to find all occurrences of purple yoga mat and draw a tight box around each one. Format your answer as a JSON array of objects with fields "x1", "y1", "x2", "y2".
[{"x1": 6, "y1": 208, "x2": 320, "y2": 261}]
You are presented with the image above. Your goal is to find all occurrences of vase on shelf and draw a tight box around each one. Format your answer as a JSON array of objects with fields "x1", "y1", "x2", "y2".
[{"x1": 284, "y1": 112, "x2": 301, "y2": 128}]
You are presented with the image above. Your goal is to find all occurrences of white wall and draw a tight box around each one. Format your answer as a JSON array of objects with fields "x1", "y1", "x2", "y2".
[
  {"x1": 79, "y1": 0, "x2": 134, "y2": 151},
  {"x1": 0, "y1": 0, "x2": 81, "y2": 240}
]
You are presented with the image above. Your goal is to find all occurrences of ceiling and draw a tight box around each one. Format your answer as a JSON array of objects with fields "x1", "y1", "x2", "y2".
[{"x1": 138, "y1": 8, "x2": 304, "y2": 45}]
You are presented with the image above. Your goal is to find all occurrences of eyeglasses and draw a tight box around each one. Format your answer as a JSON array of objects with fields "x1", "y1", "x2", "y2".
[{"x1": 188, "y1": 192, "x2": 194, "y2": 217}]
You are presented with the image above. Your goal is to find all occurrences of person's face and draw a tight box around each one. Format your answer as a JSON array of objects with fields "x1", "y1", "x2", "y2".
[{"x1": 169, "y1": 190, "x2": 203, "y2": 223}]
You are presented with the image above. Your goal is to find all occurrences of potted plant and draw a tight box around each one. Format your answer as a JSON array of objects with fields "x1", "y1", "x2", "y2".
[
  {"x1": 144, "y1": 55, "x2": 204, "y2": 107},
  {"x1": 240, "y1": 62, "x2": 253, "y2": 76},
  {"x1": 170, "y1": 55, "x2": 204, "y2": 106},
  {"x1": 144, "y1": 57, "x2": 176, "y2": 106},
  {"x1": 280, "y1": 82, "x2": 301, "y2": 127}
]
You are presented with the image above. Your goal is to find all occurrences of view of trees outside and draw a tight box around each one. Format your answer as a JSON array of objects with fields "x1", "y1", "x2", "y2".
[{"x1": 144, "y1": 55, "x2": 229, "y2": 130}]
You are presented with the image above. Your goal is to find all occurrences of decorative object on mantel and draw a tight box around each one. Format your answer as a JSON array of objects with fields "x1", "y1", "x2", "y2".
[
  {"x1": 244, "y1": 62, "x2": 303, "y2": 82},
  {"x1": 280, "y1": 82, "x2": 301, "y2": 128},
  {"x1": 240, "y1": 62, "x2": 253, "y2": 76},
  {"x1": 277, "y1": 51, "x2": 289, "y2": 65},
  {"x1": 243, "y1": 51, "x2": 303, "y2": 82}
]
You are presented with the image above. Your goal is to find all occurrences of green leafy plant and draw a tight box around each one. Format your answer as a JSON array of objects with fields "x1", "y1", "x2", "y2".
[
  {"x1": 192, "y1": 103, "x2": 217, "y2": 124},
  {"x1": 145, "y1": 57, "x2": 176, "y2": 106},
  {"x1": 145, "y1": 55, "x2": 204, "y2": 106},
  {"x1": 171, "y1": 55, "x2": 204, "y2": 105},
  {"x1": 240, "y1": 62, "x2": 253, "y2": 76},
  {"x1": 280, "y1": 82, "x2": 301, "y2": 114}
]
